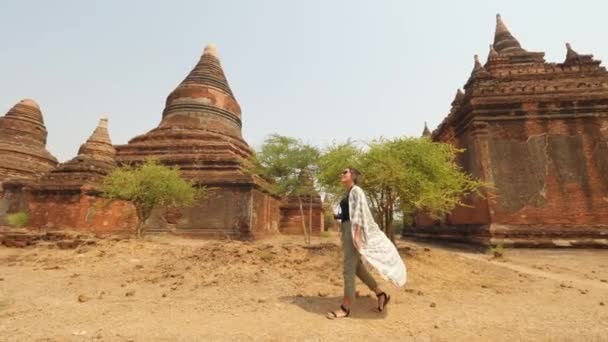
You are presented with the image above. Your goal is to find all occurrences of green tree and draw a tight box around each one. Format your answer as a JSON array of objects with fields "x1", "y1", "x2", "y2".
[
  {"x1": 317, "y1": 140, "x2": 362, "y2": 200},
  {"x1": 249, "y1": 134, "x2": 320, "y2": 244},
  {"x1": 102, "y1": 159, "x2": 203, "y2": 237},
  {"x1": 317, "y1": 137, "x2": 483, "y2": 241}
]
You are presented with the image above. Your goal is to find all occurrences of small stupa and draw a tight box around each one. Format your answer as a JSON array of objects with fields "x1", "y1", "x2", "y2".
[
  {"x1": 0, "y1": 99, "x2": 58, "y2": 184},
  {"x1": 34, "y1": 117, "x2": 116, "y2": 192}
]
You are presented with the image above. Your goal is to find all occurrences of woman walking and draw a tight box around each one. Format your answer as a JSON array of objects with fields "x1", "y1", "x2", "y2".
[{"x1": 326, "y1": 167, "x2": 407, "y2": 319}]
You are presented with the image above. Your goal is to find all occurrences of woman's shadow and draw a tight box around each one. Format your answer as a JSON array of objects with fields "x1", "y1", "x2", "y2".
[{"x1": 279, "y1": 295, "x2": 387, "y2": 320}]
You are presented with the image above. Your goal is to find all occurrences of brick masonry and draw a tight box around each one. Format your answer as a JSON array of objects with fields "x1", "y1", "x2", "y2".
[
  {"x1": 407, "y1": 15, "x2": 608, "y2": 248},
  {"x1": 0, "y1": 45, "x2": 287, "y2": 238},
  {"x1": 280, "y1": 195, "x2": 324, "y2": 236}
]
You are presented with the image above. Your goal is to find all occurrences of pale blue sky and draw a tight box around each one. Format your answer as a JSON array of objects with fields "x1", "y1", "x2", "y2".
[{"x1": 1, "y1": 0, "x2": 606, "y2": 161}]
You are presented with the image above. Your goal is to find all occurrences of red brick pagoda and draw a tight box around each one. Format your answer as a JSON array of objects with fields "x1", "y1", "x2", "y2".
[
  {"x1": 408, "y1": 15, "x2": 608, "y2": 247},
  {"x1": 0, "y1": 99, "x2": 58, "y2": 223},
  {"x1": 24, "y1": 118, "x2": 136, "y2": 232},
  {"x1": 115, "y1": 45, "x2": 281, "y2": 238},
  {"x1": 0, "y1": 99, "x2": 57, "y2": 184}
]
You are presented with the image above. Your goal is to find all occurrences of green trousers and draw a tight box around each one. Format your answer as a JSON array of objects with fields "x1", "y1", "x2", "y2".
[{"x1": 341, "y1": 221, "x2": 378, "y2": 301}]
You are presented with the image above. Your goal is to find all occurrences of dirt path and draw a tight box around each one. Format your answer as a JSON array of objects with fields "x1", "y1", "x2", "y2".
[
  {"x1": 454, "y1": 250, "x2": 608, "y2": 291},
  {"x1": 0, "y1": 234, "x2": 607, "y2": 341}
]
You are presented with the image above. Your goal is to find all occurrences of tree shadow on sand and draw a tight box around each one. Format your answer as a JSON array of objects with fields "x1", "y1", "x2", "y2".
[{"x1": 280, "y1": 295, "x2": 387, "y2": 320}]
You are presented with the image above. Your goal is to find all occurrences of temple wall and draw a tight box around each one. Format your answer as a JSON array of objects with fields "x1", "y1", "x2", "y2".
[
  {"x1": 414, "y1": 125, "x2": 491, "y2": 228},
  {"x1": 2, "y1": 182, "x2": 283, "y2": 239},
  {"x1": 175, "y1": 186, "x2": 252, "y2": 238},
  {"x1": 485, "y1": 117, "x2": 608, "y2": 227},
  {"x1": 250, "y1": 188, "x2": 281, "y2": 237},
  {"x1": 279, "y1": 208, "x2": 324, "y2": 236},
  {"x1": 279, "y1": 196, "x2": 324, "y2": 236},
  {"x1": 168, "y1": 185, "x2": 281, "y2": 239},
  {"x1": 26, "y1": 192, "x2": 137, "y2": 233},
  {"x1": 408, "y1": 116, "x2": 608, "y2": 247},
  {"x1": 445, "y1": 195, "x2": 491, "y2": 226},
  {"x1": 448, "y1": 127, "x2": 493, "y2": 225},
  {"x1": 0, "y1": 186, "x2": 29, "y2": 225}
]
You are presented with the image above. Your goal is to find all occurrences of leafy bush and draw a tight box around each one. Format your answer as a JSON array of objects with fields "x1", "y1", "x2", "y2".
[
  {"x1": 102, "y1": 159, "x2": 203, "y2": 237},
  {"x1": 7, "y1": 211, "x2": 29, "y2": 228},
  {"x1": 317, "y1": 137, "x2": 485, "y2": 241},
  {"x1": 489, "y1": 242, "x2": 505, "y2": 258}
]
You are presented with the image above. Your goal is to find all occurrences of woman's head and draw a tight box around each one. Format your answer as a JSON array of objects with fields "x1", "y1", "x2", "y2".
[{"x1": 340, "y1": 167, "x2": 361, "y2": 187}]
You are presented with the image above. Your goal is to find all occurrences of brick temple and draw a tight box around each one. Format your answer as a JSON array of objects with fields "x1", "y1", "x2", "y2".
[
  {"x1": 0, "y1": 99, "x2": 57, "y2": 183},
  {"x1": 279, "y1": 171, "x2": 324, "y2": 236},
  {"x1": 27, "y1": 118, "x2": 136, "y2": 232},
  {"x1": 0, "y1": 45, "x2": 323, "y2": 239},
  {"x1": 407, "y1": 15, "x2": 608, "y2": 247},
  {"x1": 0, "y1": 100, "x2": 58, "y2": 220},
  {"x1": 115, "y1": 45, "x2": 283, "y2": 238}
]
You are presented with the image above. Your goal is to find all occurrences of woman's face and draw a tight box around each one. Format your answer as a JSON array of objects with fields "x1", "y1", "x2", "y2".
[{"x1": 340, "y1": 168, "x2": 353, "y2": 187}]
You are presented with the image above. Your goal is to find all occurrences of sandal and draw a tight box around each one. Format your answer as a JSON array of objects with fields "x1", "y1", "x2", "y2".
[
  {"x1": 376, "y1": 292, "x2": 391, "y2": 312},
  {"x1": 326, "y1": 305, "x2": 350, "y2": 319}
]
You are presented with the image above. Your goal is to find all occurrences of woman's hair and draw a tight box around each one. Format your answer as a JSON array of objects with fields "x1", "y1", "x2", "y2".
[{"x1": 347, "y1": 167, "x2": 361, "y2": 184}]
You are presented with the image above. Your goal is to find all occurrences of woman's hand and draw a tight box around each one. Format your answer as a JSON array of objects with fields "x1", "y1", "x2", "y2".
[{"x1": 353, "y1": 224, "x2": 363, "y2": 251}]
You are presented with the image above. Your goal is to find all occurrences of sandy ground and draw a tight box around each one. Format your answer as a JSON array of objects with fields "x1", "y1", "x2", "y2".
[{"x1": 0, "y1": 233, "x2": 607, "y2": 342}]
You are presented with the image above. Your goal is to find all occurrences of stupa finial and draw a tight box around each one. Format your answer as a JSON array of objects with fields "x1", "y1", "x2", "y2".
[
  {"x1": 203, "y1": 44, "x2": 219, "y2": 58},
  {"x1": 494, "y1": 14, "x2": 524, "y2": 53},
  {"x1": 98, "y1": 116, "x2": 108, "y2": 128},
  {"x1": 474, "y1": 55, "x2": 483, "y2": 71},
  {"x1": 451, "y1": 89, "x2": 465, "y2": 107},
  {"x1": 422, "y1": 122, "x2": 431, "y2": 137},
  {"x1": 488, "y1": 44, "x2": 499, "y2": 58},
  {"x1": 563, "y1": 42, "x2": 596, "y2": 65}
]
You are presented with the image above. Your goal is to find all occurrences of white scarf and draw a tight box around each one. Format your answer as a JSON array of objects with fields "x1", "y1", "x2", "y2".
[{"x1": 349, "y1": 185, "x2": 407, "y2": 287}]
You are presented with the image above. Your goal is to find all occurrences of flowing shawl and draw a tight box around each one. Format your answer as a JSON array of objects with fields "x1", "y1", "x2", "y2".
[{"x1": 348, "y1": 185, "x2": 407, "y2": 287}]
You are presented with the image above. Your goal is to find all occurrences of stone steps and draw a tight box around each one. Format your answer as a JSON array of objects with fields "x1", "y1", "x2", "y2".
[{"x1": 0, "y1": 227, "x2": 97, "y2": 249}]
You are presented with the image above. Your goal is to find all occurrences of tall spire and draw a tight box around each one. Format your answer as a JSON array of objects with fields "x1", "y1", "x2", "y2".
[
  {"x1": 473, "y1": 54, "x2": 484, "y2": 72},
  {"x1": 422, "y1": 122, "x2": 431, "y2": 137},
  {"x1": 115, "y1": 43, "x2": 255, "y2": 188},
  {"x1": 33, "y1": 117, "x2": 116, "y2": 192},
  {"x1": 565, "y1": 43, "x2": 578, "y2": 61},
  {"x1": 563, "y1": 42, "x2": 598, "y2": 66},
  {"x1": 85, "y1": 117, "x2": 111, "y2": 144},
  {"x1": 494, "y1": 14, "x2": 525, "y2": 53},
  {"x1": 176, "y1": 43, "x2": 233, "y2": 96},
  {"x1": 451, "y1": 89, "x2": 465, "y2": 107},
  {"x1": 77, "y1": 117, "x2": 115, "y2": 163},
  {"x1": 161, "y1": 43, "x2": 243, "y2": 139}
]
